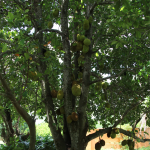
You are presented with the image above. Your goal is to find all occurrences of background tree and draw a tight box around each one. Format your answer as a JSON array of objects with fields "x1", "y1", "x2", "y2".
[{"x1": 0, "y1": 0, "x2": 150, "y2": 150}]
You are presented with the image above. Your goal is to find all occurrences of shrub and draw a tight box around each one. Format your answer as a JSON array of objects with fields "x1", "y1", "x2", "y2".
[{"x1": 0, "y1": 134, "x2": 56, "y2": 150}]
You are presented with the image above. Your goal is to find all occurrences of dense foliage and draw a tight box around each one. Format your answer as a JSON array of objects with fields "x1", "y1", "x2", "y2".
[{"x1": 0, "y1": 0, "x2": 150, "y2": 150}]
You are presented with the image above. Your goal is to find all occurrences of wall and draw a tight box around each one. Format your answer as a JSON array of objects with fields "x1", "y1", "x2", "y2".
[{"x1": 86, "y1": 128, "x2": 150, "y2": 150}]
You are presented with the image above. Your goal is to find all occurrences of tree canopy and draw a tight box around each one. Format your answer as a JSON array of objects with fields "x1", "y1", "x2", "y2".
[{"x1": 0, "y1": 0, "x2": 150, "y2": 150}]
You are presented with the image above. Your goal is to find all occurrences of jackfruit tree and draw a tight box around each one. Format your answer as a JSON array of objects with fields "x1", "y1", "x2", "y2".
[{"x1": 0, "y1": 0, "x2": 150, "y2": 150}]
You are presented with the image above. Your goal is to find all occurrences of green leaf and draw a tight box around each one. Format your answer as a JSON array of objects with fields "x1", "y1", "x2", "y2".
[
  {"x1": 19, "y1": 39, "x2": 25, "y2": 45},
  {"x1": 136, "y1": 31, "x2": 141, "y2": 38},
  {"x1": 0, "y1": 106, "x2": 4, "y2": 109},
  {"x1": 144, "y1": 132, "x2": 149, "y2": 135},
  {"x1": 145, "y1": 21, "x2": 150, "y2": 25},
  {"x1": 25, "y1": 9, "x2": 29, "y2": 13},
  {"x1": 8, "y1": 12, "x2": 14, "y2": 21},
  {"x1": 24, "y1": 53, "x2": 30, "y2": 59},
  {"x1": 120, "y1": 6, "x2": 125, "y2": 11},
  {"x1": 95, "y1": 52, "x2": 99, "y2": 57},
  {"x1": 20, "y1": 65, "x2": 26, "y2": 70},
  {"x1": 2, "y1": 43, "x2": 7, "y2": 52},
  {"x1": 111, "y1": 41, "x2": 118, "y2": 45},
  {"x1": 116, "y1": 42, "x2": 121, "y2": 49}
]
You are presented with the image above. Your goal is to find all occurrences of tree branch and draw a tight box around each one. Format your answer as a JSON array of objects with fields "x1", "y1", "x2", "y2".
[
  {"x1": 90, "y1": 1, "x2": 114, "y2": 15},
  {"x1": 89, "y1": 68, "x2": 127, "y2": 85},
  {"x1": 34, "y1": 29, "x2": 64, "y2": 39},
  {"x1": 0, "y1": 38, "x2": 15, "y2": 46},
  {"x1": 113, "y1": 95, "x2": 146, "y2": 128},
  {"x1": 85, "y1": 127, "x2": 150, "y2": 145}
]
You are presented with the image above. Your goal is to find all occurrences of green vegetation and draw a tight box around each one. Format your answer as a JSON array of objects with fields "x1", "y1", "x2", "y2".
[{"x1": 0, "y1": 0, "x2": 150, "y2": 150}]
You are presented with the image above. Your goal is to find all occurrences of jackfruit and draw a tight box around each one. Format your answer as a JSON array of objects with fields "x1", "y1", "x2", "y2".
[
  {"x1": 44, "y1": 51, "x2": 51, "y2": 58},
  {"x1": 28, "y1": 71, "x2": 39, "y2": 81},
  {"x1": 102, "y1": 82, "x2": 107, "y2": 89},
  {"x1": 67, "y1": 115, "x2": 73, "y2": 123},
  {"x1": 72, "y1": 81, "x2": 78, "y2": 86},
  {"x1": 76, "y1": 42, "x2": 83, "y2": 51},
  {"x1": 78, "y1": 72, "x2": 83, "y2": 79},
  {"x1": 95, "y1": 82, "x2": 102, "y2": 91},
  {"x1": 57, "y1": 90, "x2": 64, "y2": 100},
  {"x1": 70, "y1": 74, "x2": 75, "y2": 81},
  {"x1": 83, "y1": 19, "x2": 89, "y2": 30},
  {"x1": 105, "y1": 103, "x2": 110, "y2": 108},
  {"x1": 101, "y1": 93, "x2": 107, "y2": 100},
  {"x1": 110, "y1": 131, "x2": 116, "y2": 139},
  {"x1": 77, "y1": 34, "x2": 80, "y2": 41},
  {"x1": 72, "y1": 84, "x2": 81, "y2": 96},
  {"x1": 60, "y1": 106, "x2": 65, "y2": 114},
  {"x1": 95, "y1": 142, "x2": 101, "y2": 150},
  {"x1": 71, "y1": 112, "x2": 78, "y2": 121},
  {"x1": 53, "y1": 8, "x2": 59, "y2": 17},
  {"x1": 78, "y1": 55, "x2": 84, "y2": 66},
  {"x1": 83, "y1": 38, "x2": 91, "y2": 46},
  {"x1": 107, "y1": 131, "x2": 111, "y2": 138},
  {"x1": 82, "y1": 45, "x2": 89, "y2": 54},
  {"x1": 88, "y1": 16, "x2": 93, "y2": 23},
  {"x1": 51, "y1": 90, "x2": 58, "y2": 98},
  {"x1": 121, "y1": 140, "x2": 127, "y2": 146},
  {"x1": 57, "y1": 46, "x2": 63, "y2": 50},
  {"x1": 99, "y1": 64, "x2": 104, "y2": 70},
  {"x1": 71, "y1": 41, "x2": 78, "y2": 52},
  {"x1": 48, "y1": 21, "x2": 53, "y2": 29},
  {"x1": 100, "y1": 139, "x2": 105, "y2": 146},
  {"x1": 80, "y1": 35, "x2": 85, "y2": 42}
]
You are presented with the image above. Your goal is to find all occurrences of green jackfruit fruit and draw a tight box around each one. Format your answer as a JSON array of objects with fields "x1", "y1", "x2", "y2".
[
  {"x1": 105, "y1": 102, "x2": 110, "y2": 108},
  {"x1": 88, "y1": 16, "x2": 93, "y2": 23},
  {"x1": 78, "y1": 72, "x2": 83, "y2": 79},
  {"x1": 60, "y1": 106, "x2": 65, "y2": 114},
  {"x1": 102, "y1": 82, "x2": 108, "y2": 89},
  {"x1": 28, "y1": 71, "x2": 39, "y2": 81},
  {"x1": 110, "y1": 132, "x2": 116, "y2": 139},
  {"x1": 82, "y1": 45, "x2": 89, "y2": 54},
  {"x1": 95, "y1": 82, "x2": 102, "y2": 91},
  {"x1": 72, "y1": 84, "x2": 81, "y2": 96},
  {"x1": 78, "y1": 55, "x2": 84, "y2": 66},
  {"x1": 48, "y1": 21, "x2": 53, "y2": 29},
  {"x1": 121, "y1": 140, "x2": 127, "y2": 146},
  {"x1": 77, "y1": 34, "x2": 80, "y2": 41},
  {"x1": 57, "y1": 46, "x2": 63, "y2": 50},
  {"x1": 57, "y1": 90, "x2": 64, "y2": 100},
  {"x1": 67, "y1": 115, "x2": 73, "y2": 123},
  {"x1": 83, "y1": 19, "x2": 89, "y2": 30},
  {"x1": 101, "y1": 93, "x2": 107, "y2": 100},
  {"x1": 44, "y1": 51, "x2": 50, "y2": 58},
  {"x1": 71, "y1": 41, "x2": 78, "y2": 52},
  {"x1": 83, "y1": 38, "x2": 91, "y2": 46},
  {"x1": 76, "y1": 42, "x2": 83, "y2": 51},
  {"x1": 80, "y1": 35, "x2": 85, "y2": 41},
  {"x1": 99, "y1": 64, "x2": 104, "y2": 70},
  {"x1": 53, "y1": 8, "x2": 59, "y2": 17}
]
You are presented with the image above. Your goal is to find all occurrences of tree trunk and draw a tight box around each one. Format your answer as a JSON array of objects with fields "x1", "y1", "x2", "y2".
[{"x1": 0, "y1": 73, "x2": 36, "y2": 150}]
